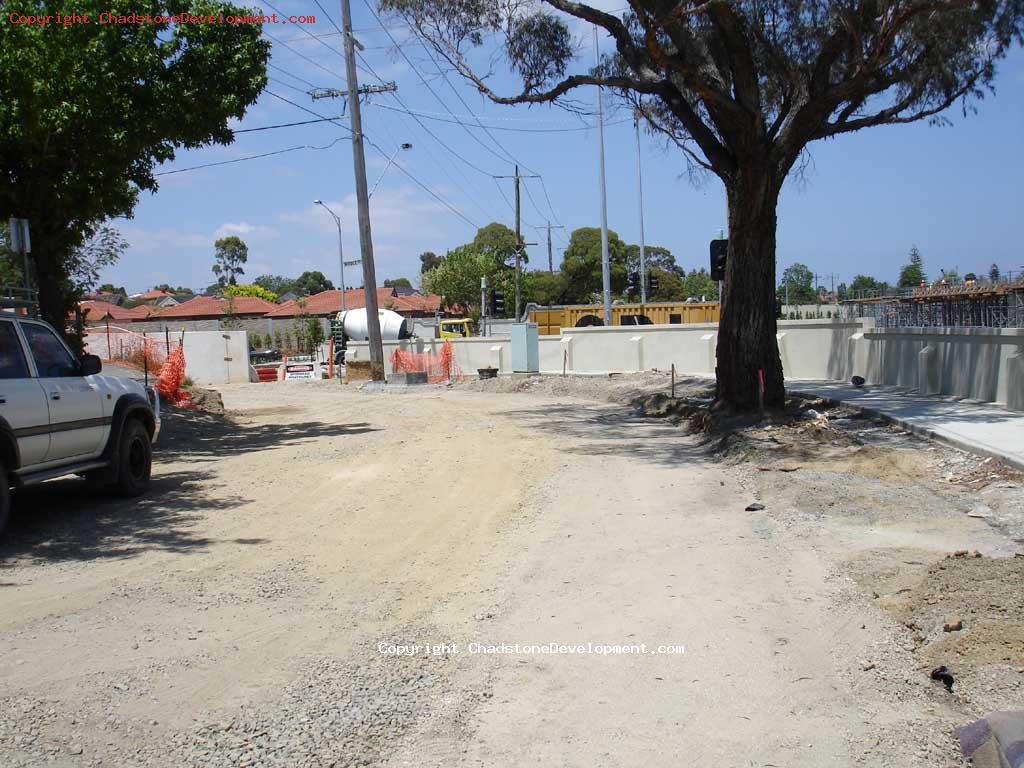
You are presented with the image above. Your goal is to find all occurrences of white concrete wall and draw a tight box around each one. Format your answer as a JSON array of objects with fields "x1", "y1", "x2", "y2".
[
  {"x1": 349, "y1": 322, "x2": 1024, "y2": 412},
  {"x1": 181, "y1": 331, "x2": 251, "y2": 385},
  {"x1": 860, "y1": 326, "x2": 1023, "y2": 406}
]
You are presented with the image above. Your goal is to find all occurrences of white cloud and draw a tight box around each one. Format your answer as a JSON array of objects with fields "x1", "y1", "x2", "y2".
[
  {"x1": 214, "y1": 221, "x2": 280, "y2": 240},
  {"x1": 120, "y1": 227, "x2": 208, "y2": 253}
]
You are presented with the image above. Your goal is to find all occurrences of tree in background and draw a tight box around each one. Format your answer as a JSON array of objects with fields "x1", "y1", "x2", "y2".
[
  {"x1": 383, "y1": 0, "x2": 1023, "y2": 410},
  {"x1": 777, "y1": 264, "x2": 816, "y2": 304},
  {"x1": 422, "y1": 245, "x2": 516, "y2": 317},
  {"x1": 97, "y1": 284, "x2": 128, "y2": 297},
  {"x1": 0, "y1": 0, "x2": 268, "y2": 334},
  {"x1": 849, "y1": 275, "x2": 890, "y2": 298},
  {"x1": 898, "y1": 246, "x2": 927, "y2": 288},
  {"x1": 527, "y1": 270, "x2": 569, "y2": 306},
  {"x1": 212, "y1": 236, "x2": 248, "y2": 287},
  {"x1": 560, "y1": 227, "x2": 628, "y2": 304},
  {"x1": 681, "y1": 269, "x2": 718, "y2": 301},
  {"x1": 384, "y1": 277, "x2": 413, "y2": 289},
  {"x1": 624, "y1": 244, "x2": 677, "y2": 277},
  {"x1": 419, "y1": 251, "x2": 441, "y2": 273},
  {"x1": 254, "y1": 275, "x2": 295, "y2": 296},
  {"x1": 223, "y1": 284, "x2": 279, "y2": 303},
  {"x1": 473, "y1": 222, "x2": 522, "y2": 268},
  {"x1": 939, "y1": 269, "x2": 960, "y2": 285},
  {"x1": 292, "y1": 270, "x2": 335, "y2": 296},
  {"x1": 990, "y1": 264, "x2": 1002, "y2": 283}
]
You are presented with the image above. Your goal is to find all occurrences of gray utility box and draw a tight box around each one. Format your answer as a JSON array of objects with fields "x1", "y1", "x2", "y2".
[{"x1": 510, "y1": 322, "x2": 539, "y2": 373}]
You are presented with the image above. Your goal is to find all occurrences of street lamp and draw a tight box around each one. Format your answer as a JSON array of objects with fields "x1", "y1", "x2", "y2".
[
  {"x1": 313, "y1": 199, "x2": 346, "y2": 311},
  {"x1": 368, "y1": 142, "x2": 412, "y2": 198}
]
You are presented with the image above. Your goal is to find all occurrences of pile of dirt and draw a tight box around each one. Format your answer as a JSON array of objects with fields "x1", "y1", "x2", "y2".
[
  {"x1": 182, "y1": 385, "x2": 224, "y2": 414},
  {"x1": 849, "y1": 550, "x2": 1024, "y2": 712}
]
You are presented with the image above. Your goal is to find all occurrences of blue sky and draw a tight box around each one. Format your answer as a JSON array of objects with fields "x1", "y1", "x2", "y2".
[{"x1": 106, "y1": 2, "x2": 1024, "y2": 294}]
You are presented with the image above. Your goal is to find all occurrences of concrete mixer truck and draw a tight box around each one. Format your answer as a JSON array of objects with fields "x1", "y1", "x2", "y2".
[{"x1": 330, "y1": 307, "x2": 414, "y2": 366}]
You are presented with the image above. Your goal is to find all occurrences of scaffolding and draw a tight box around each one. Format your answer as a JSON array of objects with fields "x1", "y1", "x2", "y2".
[{"x1": 844, "y1": 279, "x2": 1024, "y2": 328}]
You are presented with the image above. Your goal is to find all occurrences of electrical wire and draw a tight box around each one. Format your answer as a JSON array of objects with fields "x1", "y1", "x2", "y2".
[
  {"x1": 154, "y1": 138, "x2": 347, "y2": 176},
  {"x1": 234, "y1": 116, "x2": 340, "y2": 133},
  {"x1": 366, "y1": 101, "x2": 629, "y2": 132}
]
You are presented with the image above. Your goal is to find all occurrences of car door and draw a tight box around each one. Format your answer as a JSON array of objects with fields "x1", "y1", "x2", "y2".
[
  {"x1": 0, "y1": 319, "x2": 50, "y2": 468},
  {"x1": 19, "y1": 321, "x2": 106, "y2": 462}
]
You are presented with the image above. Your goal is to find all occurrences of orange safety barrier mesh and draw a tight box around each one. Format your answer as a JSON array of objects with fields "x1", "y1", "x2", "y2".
[
  {"x1": 154, "y1": 346, "x2": 192, "y2": 407},
  {"x1": 83, "y1": 326, "x2": 181, "y2": 373},
  {"x1": 390, "y1": 340, "x2": 463, "y2": 383}
]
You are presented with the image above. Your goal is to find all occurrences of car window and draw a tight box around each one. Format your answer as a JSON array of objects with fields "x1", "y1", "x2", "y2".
[
  {"x1": 0, "y1": 321, "x2": 30, "y2": 379},
  {"x1": 21, "y1": 323, "x2": 79, "y2": 378}
]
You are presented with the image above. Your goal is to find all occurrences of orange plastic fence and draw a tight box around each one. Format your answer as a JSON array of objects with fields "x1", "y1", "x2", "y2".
[
  {"x1": 154, "y1": 346, "x2": 192, "y2": 406},
  {"x1": 390, "y1": 341, "x2": 463, "y2": 383},
  {"x1": 84, "y1": 326, "x2": 181, "y2": 373}
]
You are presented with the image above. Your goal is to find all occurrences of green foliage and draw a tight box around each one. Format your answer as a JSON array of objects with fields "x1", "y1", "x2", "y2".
[
  {"x1": 526, "y1": 270, "x2": 569, "y2": 306},
  {"x1": 98, "y1": 284, "x2": 127, "y2": 296},
  {"x1": 212, "y1": 236, "x2": 248, "y2": 287},
  {"x1": 777, "y1": 263, "x2": 817, "y2": 304},
  {"x1": 273, "y1": 330, "x2": 283, "y2": 349},
  {"x1": 0, "y1": 0, "x2": 269, "y2": 331},
  {"x1": 990, "y1": 264, "x2": 1001, "y2": 283},
  {"x1": 898, "y1": 246, "x2": 927, "y2": 288},
  {"x1": 849, "y1": 275, "x2": 890, "y2": 298},
  {"x1": 305, "y1": 317, "x2": 325, "y2": 351},
  {"x1": 624, "y1": 244, "x2": 676, "y2": 276},
  {"x1": 292, "y1": 270, "x2": 334, "y2": 296},
  {"x1": 384, "y1": 277, "x2": 412, "y2": 289},
  {"x1": 560, "y1": 227, "x2": 628, "y2": 303},
  {"x1": 223, "y1": 283, "x2": 279, "y2": 302},
  {"x1": 680, "y1": 268, "x2": 718, "y2": 301},
  {"x1": 422, "y1": 245, "x2": 516, "y2": 316},
  {"x1": 472, "y1": 222, "x2": 521, "y2": 267},
  {"x1": 254, "y1": 275, "x2": 295, "y2": 295},
  {"x1": 419, "y1": 251, "x2": 441, "y2": 273}
]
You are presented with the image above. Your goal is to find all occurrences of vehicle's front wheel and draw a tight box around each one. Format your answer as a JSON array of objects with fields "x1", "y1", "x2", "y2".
[
  {"x1": 115, "y1": 419, "x2": 152, "y2": 497},
  {"x1": 0, "y1": 462, "x2": 10, "y2": 536}
]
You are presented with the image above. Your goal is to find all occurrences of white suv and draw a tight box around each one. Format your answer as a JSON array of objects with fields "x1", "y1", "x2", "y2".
[{"x1": 0, "y1": 314, "x2": 160, "y2": 534}]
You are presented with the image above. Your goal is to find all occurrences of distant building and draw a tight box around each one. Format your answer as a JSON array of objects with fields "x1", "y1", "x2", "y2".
[
  {"x1": 263, "y1": 287, "x2": 443, "y2": 320},
  {"x1": 155, "y1": 295, "x2": 278, "y2": 321}
]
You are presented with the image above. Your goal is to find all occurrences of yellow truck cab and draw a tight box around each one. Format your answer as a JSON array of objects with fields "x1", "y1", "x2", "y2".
[{"x1": 438, "y1": 319, "x2": 472, "y2": 339}]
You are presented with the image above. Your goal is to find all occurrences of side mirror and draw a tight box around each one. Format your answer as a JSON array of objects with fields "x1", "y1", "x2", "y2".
[{"x1": 80, "y1": 354, "x2": 102, "y2": 376}]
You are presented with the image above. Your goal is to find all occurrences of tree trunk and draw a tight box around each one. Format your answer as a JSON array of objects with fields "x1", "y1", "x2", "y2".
[
  {"x1": 30, "y1": 227, "x2": 72, "y2": 339},
  {"x1": 714, "y1": 167, "x2": 785, "y2": 411}
]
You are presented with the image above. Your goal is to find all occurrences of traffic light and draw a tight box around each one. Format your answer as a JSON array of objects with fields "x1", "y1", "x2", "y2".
[
  {"x1": 710, "y1": 239, "x2": 728, "y2": 281},
  {"x1": 647, "y1": 272, "x2": 660, "y2": 292},
  {"x1": 489, "y1": 288, "x2": 505, "y2": 315},
  {"x1": 627, "y1": 272, "x2": 640, "y2": 296}
]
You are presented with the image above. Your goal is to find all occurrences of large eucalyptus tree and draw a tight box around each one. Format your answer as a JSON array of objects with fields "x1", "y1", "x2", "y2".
[{"x1": 381, "y1": 0, "x2": 1022, "y2": 409}]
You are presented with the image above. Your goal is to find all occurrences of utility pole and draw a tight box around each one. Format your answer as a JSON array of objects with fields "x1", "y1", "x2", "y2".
[
  {"x1": 339, "y1": 0, "x2": 384, "y2": 380},
  {"x1": 494, "y1": 166, "x2": 538, "y2": 318},
  {"x1": 546, "y1": 221, "x2": 564, "y2": 274},
  {"x1": 594, "y1": 25, "x2": 611, "y2": 326},
  {"x1": 634, "y1": 111, "x2": 648, "y2": 305}
]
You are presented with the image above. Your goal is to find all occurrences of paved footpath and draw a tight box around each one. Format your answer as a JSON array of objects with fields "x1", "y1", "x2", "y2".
[{"x1": 788, "y1": 379, "x2": 1024, "y2": 470}]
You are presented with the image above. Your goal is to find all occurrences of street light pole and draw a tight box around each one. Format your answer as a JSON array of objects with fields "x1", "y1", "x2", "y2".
[
  {"x1": 634, "y1": 110, "x2": 648, "y2": 305},
  {"x1": 594, "y1": 26, "x2": 611, "y2": 326},
  {"x1": 369, "y1": 143, "x2": 412, "y2": 198},
  {"x1": 314, "y1": 199, "x2": 346, "y2": 312}
]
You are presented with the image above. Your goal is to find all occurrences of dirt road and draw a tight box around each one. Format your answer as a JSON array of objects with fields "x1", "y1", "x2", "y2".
[{"x1": 1, "y1": 378, "x2": 1020, "y2": 766}]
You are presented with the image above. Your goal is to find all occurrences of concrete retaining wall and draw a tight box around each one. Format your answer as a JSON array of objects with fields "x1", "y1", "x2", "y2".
[
  {"x1": 182, "y1": 331, "x2": 251, "y2": 386},
  {"x1": 348, "y1": 321, "x2": 1024, "y2": 411}
]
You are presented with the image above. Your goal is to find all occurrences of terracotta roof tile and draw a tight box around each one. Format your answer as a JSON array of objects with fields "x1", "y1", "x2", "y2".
[{"x1": 155, "y1": 295, "x2": 277, "y2": 319}]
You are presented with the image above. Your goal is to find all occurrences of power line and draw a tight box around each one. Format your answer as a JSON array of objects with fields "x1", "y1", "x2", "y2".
[
  {"x1": 234, "y1": 116, "x2": 340, "y2": 133},
  {"x1": 268, "y1": 62, "x2": 319, "y2": 89},
  {"x1": 366, "y1": 101, "x2": 628, "y2": 132},
  {"x1": 154, "y1": 138, "x2": 346, "y2": 176},
  {"x1": 266, "y1": 88, "x2": 479, "y2": 231},
  {"x1": 263, "y1": 29, "x2": 344, "y2": 82}
]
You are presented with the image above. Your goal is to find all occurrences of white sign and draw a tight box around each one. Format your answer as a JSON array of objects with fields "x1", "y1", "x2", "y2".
[{"x1": 284, "y1": 362, "x2": 321, "y2": 381}]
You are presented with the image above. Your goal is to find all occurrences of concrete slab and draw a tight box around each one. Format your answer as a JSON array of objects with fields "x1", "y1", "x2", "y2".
[{"x1": 788, "y1": 379, "x2": 1024, "y2": 470}]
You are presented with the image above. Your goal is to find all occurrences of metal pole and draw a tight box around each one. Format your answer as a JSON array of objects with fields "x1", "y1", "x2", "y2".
[
  {"x1": 336, "y1": 217, "x2": 346, "y2": 311},
  {"x1": 514, "y1": 165, "x2": 521, "y2": 319},
  {"x1": 594, "y1": 26, "x2": 611, "y2": 326},
  {"x1": 634, "y1": 112, "x2": 647, "y2": 305},
  {"x1": 480, "y1": 275, "x2": 487, "y2": 337},
  {"x1": 340, "y1": 0, "x2": 384, "y2": 380},
  {"x1": 547, "y1": 222, "x2": 553, "y2": 274}
]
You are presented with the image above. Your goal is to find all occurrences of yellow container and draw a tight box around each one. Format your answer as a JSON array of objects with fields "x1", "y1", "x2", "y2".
[{"x1": 530, "y1": 302, "x2": 719, "y2": 333}]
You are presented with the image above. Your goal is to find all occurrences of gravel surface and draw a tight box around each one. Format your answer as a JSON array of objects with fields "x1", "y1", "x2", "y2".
[{"x1": 1, "y1": 374, "x2": 1021, "y2": 767}]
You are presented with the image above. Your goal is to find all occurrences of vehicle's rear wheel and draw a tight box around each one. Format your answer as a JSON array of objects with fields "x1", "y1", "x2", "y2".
[
  {"x1": 0, "y1": 462, "x2": 10, "y2": 536},
  {"x1": 115, "y1": 419, "x2": 152, "y2": 497}
]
